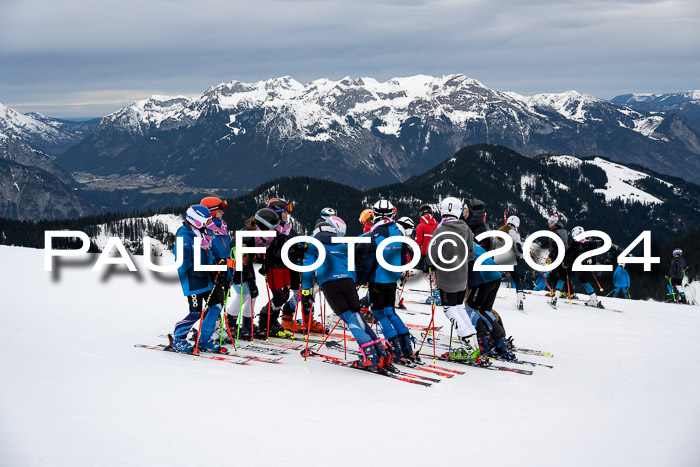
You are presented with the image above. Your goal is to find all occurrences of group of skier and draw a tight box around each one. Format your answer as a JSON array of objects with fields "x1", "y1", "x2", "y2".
[{"x1": 166, "y1": 194, "x2": 694, "y2": 371}]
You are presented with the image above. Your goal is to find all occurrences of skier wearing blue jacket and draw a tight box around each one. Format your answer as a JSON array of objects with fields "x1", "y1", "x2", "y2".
[
  {"x1": 355, "y1": 199, "x2": 415, "y2": 362},
  {"x1": 612, "y1": 263, "x2": 630, "y2": 299},
  {"x1": 467, "y1": 242, "x2": 516, "y2": 360},
  {"x1": 301, "y1": 216, "x2": 389, "y2": 371},
  {"x1": 168, "y1": 204, "x2": 227, "y2": 354}
]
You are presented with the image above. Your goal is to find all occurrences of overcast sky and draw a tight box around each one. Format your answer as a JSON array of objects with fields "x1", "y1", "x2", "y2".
[{"x1": 1, "y1": 0, "x2": 698, "y2": 118}]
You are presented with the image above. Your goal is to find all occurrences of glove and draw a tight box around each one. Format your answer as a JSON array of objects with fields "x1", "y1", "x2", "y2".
[
  {"x1": 301, "y1": 288, "x2": 313, "y2": 308},
  {"x1": 545, "y1": 257, "x2": 552, "y2": 265},
  {"x1": 247, "y1": 279, "x2": 259, "y2": 299},
  {"x1": 258, "y1": 264, "x2": 267, "y2": 276}
]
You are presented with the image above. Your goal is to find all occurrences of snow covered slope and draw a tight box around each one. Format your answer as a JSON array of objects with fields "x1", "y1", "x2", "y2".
[{"x1": 2, "y1": 245, "x2": 699, "y2": 466}]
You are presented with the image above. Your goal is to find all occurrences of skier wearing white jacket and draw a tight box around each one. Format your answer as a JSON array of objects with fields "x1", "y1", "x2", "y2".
[{"x1": 493, "y1": 215, "x2": 526, "y2": 310}]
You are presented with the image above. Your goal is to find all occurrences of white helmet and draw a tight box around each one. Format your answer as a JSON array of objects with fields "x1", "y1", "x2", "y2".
[
  {"x1": 571, "y1": 226, "x2": 585, "y2": 240},
  {"x1": 326, "y1": 216, "x2": 347, "y2": 237},
  {"x1": 372, "y1": 199, "x2": 395, "y2": 220},
  {"x1": 440, "y1": 196, "x2": 463, "y2": 218},
  {"x1": 396, "y1": 217, "x2": 415, "y2": 236},
  {"x1": 506, "y1": 215, "x2": 520, "y2": 229},
  {"x1": 314, "y1": 216, "x2": 347, "y2": 237},
  {"x1": 320, "y1": 207, "x2": 336, "y2": 219}
]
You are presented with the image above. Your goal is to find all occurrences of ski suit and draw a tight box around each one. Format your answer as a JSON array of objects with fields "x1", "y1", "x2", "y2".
[{"x1": 612, "y1": 265, "x2": 630, "y2": 299}]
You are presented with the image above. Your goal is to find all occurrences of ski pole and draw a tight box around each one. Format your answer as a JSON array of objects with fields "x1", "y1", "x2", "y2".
[
  {"x1": 565, "y1": 267, "x2": 572, "y2": 305},
  {"x1": 538, "y1": 271, "x2": 554, "y2": 294},
  {"x1": 303, "y1": 295, "x2": 313, "y2": 364},
  {"x1": 593, "y1": 274, "x2": 603, "y2": 292},
  {"x1": 292, "y1": 283, "x2": 302, "y2": 339},
  {"x1": 220, "y1": 289, "x2": 238, "y2": 353},
  {"x1": 312, "y1": 318, "x2": 342, "y2": 353},
  {"x1": 264, "y1": 279, "x2": 273, "y2": 339},
  {"x1": 665, "y1": 276, "x2": 678, "y2": 302},
  {"x1": 428, "y1": 267, "x2": 436, "y2": 361},
  {"x1": 219, "y1": 287, "x2": 230, "y2": 346},
  {"x1": 219, "y1": 286, "x2": 237, "y2": 352}
]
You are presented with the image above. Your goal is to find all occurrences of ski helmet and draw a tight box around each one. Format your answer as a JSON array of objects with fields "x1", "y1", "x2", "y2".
[
  {"x1": 548, "y1": 214, "x2": 559, "y2": 224},
  {"x1": 359, "y1": 208, "x2": 373, "y2": 224},
  {"x1": 320, "y1": 207, "x2": 336, "y2": 219},
  {"x1": 326, "y1": 216, "x2": 347, "y2": 237},
  {"x1": 254, "y1": 208, "x2": 280, "y2": 230},
  {"x1": 506, "y1": 215, "x2": 520, "y2": 229},
  {"x1": 619, "y1": 263, "x2": 625, "y2": 267},
  {"x1": 571, "y1": 226, "x2": 585, "y2": 241},
  {"x1": 419, "y1": 204, "x2": 432, "y2": 216},
  {"x1": 267, "y1": 198, "x2": 292, "y2": 213},
  {"x1": 396, "y1": 217, "x2": 415, "y2": 236},
  {"x1": 186, "y1": 204, "x2": 212, "y2": 230},
  {"x1": 313, "y1": 221, "x2": 336, "y2": 236},
  {"x1": 440, "y1": 196, "x2": 463, "y2": 218},
  {"x1": 673, "y1": 248, "x2": 683, "y2": 256},
  {"x1": 200, "y1": 196, "x2": 227, "y2": 213},
  {"x1": 372, "y1": 199, "x2": 395, "y2": 220}
]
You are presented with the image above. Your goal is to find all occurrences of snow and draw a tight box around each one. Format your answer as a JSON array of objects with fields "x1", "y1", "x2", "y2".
[
  {"x1": 3, "y1": 244, "x2": 700, "y2": 466},
  {"x1": 546, "y1": 154, "x2": 583, "y2": 168},
  {"x1": 0, "y1": 102, "x2": 64, "y2": 140},
  {"x1": 522, "y1": 91, "x2": 601, "y2": 123},
  {"x1": 633, "y1": 116, "x2": 665, "y2": 138},
  {"x1": 588, "y1": 157, "x2": 664, "y2": 205}
]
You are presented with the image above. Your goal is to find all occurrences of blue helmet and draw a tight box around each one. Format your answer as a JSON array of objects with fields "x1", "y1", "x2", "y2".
[{"x1": 186, "y1": 204, "x2": 211, "y2": 229}]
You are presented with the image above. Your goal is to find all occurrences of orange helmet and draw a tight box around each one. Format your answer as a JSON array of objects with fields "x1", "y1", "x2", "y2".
[
  {"x1": 359, "y1": 208, "x2": 373, "y2": 224},
  {"x1": 200, "y1": 196, "x2": 227, "y2": 212}
]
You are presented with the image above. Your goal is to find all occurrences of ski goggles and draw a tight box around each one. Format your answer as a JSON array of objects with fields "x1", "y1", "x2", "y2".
[
  {"x1": 212, "y1": 200, "x2": 228, "y2": 212},
  {"x1": 268, "y1": 200, "x2": 293, "y2": 213}
]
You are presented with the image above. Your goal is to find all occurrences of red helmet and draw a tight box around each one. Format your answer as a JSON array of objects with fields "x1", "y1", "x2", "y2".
[{"x1": 200, "y1": 196, "x2": 227, "y2": 213}]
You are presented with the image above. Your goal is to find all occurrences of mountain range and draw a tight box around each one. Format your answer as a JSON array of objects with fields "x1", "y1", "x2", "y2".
[
  {"x1": 1, "y1": 75, "x2": 699, "y2": 221},
  {"x1": 53, "y1": 75, "x2": 700, "y2": 189}
]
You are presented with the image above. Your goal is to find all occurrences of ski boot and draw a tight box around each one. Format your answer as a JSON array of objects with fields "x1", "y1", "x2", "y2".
[
  {"x1": 168, "y1": 334, "x2": 194, "y2": 353},
  {"x1": 302, "y1": 313, "x2": 326, "y2": 334},
  {"x1": 397, "y1": 332, "x2": 418, "y2": 363},
  {"x1": 198, "y1": 338, "x2": 228, "y2": 354},
  {"x1": 549, "y1": 295, "x2": 558, "y2": 309},
  {"x1": 387, "y1": 335, "x2": 405, "y2": 363},
  {"x1": 352, "y1": 341, "x2": 384, "y2": 372},
  {"x1": 585, "y1": 293, "x2": 604, "y2": 308},
  {"x1": 258, "y1": 309, "x2": 287, "y2": 337},
  {"x1": 505, "y1": 336, "x2": 515, "y2": 352},
  {"x1": 448, "y1": 334, "x2": 483, "y2": 364},
  {"x1": 517, "y1": 292, "x2": 525, "y2": 311},
  {"x1": 494, "y1": 337, "x2": 516, "y2": 361},
  {"x1": 236, "y1": 316, "x2": 264, "y2": 340},
  {"x1": 281, "y1": 314, "x2": 303, "y2": 333}
]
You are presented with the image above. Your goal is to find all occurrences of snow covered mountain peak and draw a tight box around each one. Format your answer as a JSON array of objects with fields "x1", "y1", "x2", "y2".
[{"x1": 522, "y1": 91, "x2": 603, "y2": 122}]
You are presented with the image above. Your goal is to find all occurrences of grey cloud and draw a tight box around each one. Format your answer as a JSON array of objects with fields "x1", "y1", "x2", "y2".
[{"x1": 1, "y1": 0, "x2": 698, "y2": 117}]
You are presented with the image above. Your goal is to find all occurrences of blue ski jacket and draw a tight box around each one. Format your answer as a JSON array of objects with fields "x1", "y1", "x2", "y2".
[
  {"x1": 355, "y1": 220, "x2": 408, "y2": 285},
  {"x1": 175, "y1": 223, "x2": 214, "y2": 296},
  {"x1": 613, "y1": 266, "x2": 630, "y2": 288},
  {"x1": 468, "y1": 243, "x2": 502, "y2": 289},
  {"x1": 302, "y1": 231, "x2": 356, "y2": 289}
]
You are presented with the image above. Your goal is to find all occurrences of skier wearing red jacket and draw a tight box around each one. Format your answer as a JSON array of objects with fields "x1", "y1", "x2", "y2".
[{"x1": 415, "y1": 204, "x2": 438, "y2": 271}]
